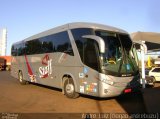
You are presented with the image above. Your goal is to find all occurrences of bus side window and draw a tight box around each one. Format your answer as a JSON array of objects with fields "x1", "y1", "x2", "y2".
[
  {"x1": 54, "y1": 31, "x2": 74, "y2": 56},
  {"x1": 40, "y1": 31, "x2": 74, "y2": 56},
  {"x1": 84, "y1": 39, "x2": 100, "y2": 71},
  {"x1": 11, "y1": 43, "x2": 25, "y2": 56},
  {"x1": 11, "y1": 45, "x2": 17, "y2": 56}
]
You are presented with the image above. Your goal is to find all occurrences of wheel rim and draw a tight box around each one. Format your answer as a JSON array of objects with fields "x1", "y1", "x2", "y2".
[{"x1": 66, "y1": 84, "x2": 74, "y2": 94}]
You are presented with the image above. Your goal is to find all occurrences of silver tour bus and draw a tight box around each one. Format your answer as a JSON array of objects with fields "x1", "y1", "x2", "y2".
[{"x1": 11, "y1": 22, "x2": 140, "y2": 98}]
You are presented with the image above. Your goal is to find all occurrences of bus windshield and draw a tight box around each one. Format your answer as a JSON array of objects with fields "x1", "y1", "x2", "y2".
[{"x1": 95, "y1": 31, "x2": 139, "y2": 77}]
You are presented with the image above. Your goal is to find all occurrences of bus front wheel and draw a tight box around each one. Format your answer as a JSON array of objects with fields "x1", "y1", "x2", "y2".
[
  {"x1": 63, "y1": 77, "x2": 79, "y2": 98},
  {"x1": 18, "y1": 71, "x2": 27, "y2": 85}
]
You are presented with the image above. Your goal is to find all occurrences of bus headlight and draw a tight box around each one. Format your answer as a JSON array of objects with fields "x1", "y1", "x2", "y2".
[
  {"x1": 102, "y1": 79, "x2": 114, "y2": 86},
  {"x1": 107, "y1": 80, "x2": 114, "y2": 85}
]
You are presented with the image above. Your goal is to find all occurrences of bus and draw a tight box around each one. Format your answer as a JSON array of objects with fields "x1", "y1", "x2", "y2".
[{"x1": 11, "y1": 22, "x2": 140, "y2": 98}]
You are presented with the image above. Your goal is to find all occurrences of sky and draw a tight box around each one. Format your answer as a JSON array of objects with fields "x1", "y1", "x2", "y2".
[{"x1": 0, "y1": 0, "x2": 160, "y2": 55}]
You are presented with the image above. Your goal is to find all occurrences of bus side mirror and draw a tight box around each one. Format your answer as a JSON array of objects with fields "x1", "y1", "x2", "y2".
[{"x1": 82, "y1": 35, "x2": 105, "y2": 53}]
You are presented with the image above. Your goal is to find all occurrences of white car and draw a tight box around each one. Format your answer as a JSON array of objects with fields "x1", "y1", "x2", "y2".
[{"x1": 149, "y1": 67, "x2": 160, "y2": 82}]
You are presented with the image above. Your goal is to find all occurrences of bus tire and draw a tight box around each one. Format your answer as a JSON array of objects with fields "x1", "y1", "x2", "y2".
[
  {"x1": 63, "y1": 77, "x2": 79, "y2": 99},
  {"x1": 18, "y1": 71, "x2": 27, "y2": 85}
]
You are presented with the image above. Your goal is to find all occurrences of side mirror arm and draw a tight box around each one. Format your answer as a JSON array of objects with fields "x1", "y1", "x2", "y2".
[{"x1": 82, "y1": 35, "x2": 105, "y2": 53}]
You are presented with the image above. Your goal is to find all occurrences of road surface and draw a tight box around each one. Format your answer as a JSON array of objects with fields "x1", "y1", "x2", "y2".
[{"x1": 0, "y1": 71, "x2": 146, "y2": 118}]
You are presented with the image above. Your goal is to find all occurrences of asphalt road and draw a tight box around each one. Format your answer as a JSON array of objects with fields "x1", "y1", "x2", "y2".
[{"x1": 0, "y1": 71, "x2": 146, "y2": 118}]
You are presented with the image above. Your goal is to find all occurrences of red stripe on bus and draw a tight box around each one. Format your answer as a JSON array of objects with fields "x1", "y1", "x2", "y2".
[{"x1": 24, "y1": 55, "x2": 34, "y2": 77}]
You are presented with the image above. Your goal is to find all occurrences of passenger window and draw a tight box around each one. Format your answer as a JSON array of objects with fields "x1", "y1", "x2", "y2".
[
  {"x1": 71, "y1": 28, "x2": 94, "y2": 61},
  {"x1": 71, "y1": 28, "x2": 100, "y2": 71},
  {"x1": 83, "y1": 39, "x2": 100, "y2": 71},
  {"x1": 25, "y1": 39, "x2": 42, "y2": 55},
  {"x1": 11, "y1": 46, "x2": 17, "y2": 56},
  {"x1": 24, "y1": 31, "x2": 74, "y2": 55},
  {"x1": 40, "y1": 31, "x2": 74, "y2": 55},
  {"x1": 11, "y1": 43, "x2": 25, "y2": 56}
]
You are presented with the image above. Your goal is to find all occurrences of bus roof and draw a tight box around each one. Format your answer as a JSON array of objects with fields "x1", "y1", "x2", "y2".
[
  {"x1": 68, "y1": 22, "x2": 127, "y2": 33},
  {"x1": 14, "y1": 22, "x2": 128, "y2": 44}
]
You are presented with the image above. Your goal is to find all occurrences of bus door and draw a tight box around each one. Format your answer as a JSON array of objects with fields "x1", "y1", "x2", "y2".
[{"x1": 81, "y1": 38, "x2": 100, "y2": 95}]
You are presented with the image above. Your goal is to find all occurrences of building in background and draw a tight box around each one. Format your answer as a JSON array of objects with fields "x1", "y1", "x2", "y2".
[{"x1": 0, "y1": 28, "x2": 7, "y2": 56}]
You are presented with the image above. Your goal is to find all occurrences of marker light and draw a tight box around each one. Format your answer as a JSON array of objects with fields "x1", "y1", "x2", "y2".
[{"x1": 124, "y1": 89, "x2": 132, "y2": 93}]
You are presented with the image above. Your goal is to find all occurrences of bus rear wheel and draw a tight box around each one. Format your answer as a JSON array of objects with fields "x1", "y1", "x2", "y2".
[
  {"x1": 63, "y1": 77, "x2": 79, "y2": 98},
  {"x1": 18, "y1": 71, "x2": 27, "y2": 85}
]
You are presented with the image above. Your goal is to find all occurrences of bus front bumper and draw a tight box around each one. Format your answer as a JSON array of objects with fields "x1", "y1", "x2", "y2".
[{"x1": 98, "y1": 79, "x2": 141, "y2": 98}]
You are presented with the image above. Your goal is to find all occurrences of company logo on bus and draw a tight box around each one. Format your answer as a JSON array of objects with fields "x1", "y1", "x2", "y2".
[{"x1": 39, "y1": 54, "x2": 52, "y2": 78}]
